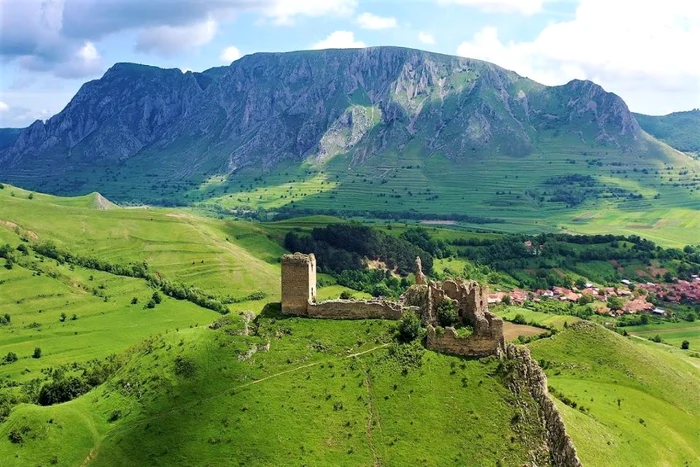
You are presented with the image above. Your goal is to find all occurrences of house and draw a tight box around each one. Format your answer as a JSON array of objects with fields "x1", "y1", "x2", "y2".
[
  {"x1": 623, "y1": 297, "x2": 654, "y2": 314},
  {"x1": 621, "y1": 279, "x2": 632, "y2": 286},
  {"x1": 652, "y1": 308, "x2": 666, "y2": 316}
]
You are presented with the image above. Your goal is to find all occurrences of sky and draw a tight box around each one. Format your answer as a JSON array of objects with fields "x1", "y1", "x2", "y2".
[{"x1": 1, "y1": 0, "x2": 699, "y2": 127}]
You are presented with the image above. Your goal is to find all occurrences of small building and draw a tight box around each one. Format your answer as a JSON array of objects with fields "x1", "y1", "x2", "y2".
[
  {"x1": 621, "y1": 279, "x2": 631, "y2": 286},
  {"x1": 652, "y1": 308, "x2": 666, "y2": 316}
]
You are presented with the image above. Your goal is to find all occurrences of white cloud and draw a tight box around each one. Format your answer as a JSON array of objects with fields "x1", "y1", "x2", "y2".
[
  {"x1": 356, "y1": 12, "x2": 397, "y2": 30},
  {"x1": 0, "y1": 101, "x2": 9, "y2": 113},
  {"x1": 220, "y1": 45, "x2": 242, "y2": 63},
  {"x1": 456, "y1": 0, "x2": 700, "y2": 114},
  {"x1": 267, "y1": 0, "x2": 357, "y2": 25},
  {"x1": 312, "y1": 31, "x2": 365, "y2": 50},
  {"x1": 439, "y1": 0, "x2": 545, "y2": 16},
  {"x1": 135, "y1": 19, "x2": 217, "y2": 56},
  {"x1": 418, "y1": 32, "x2": 436, "y2": 45}
]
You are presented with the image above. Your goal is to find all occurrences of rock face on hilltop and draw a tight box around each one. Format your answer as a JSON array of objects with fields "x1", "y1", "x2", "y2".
[{"x1": 0, "y1": 47, "x2": 643, "y2": 187}]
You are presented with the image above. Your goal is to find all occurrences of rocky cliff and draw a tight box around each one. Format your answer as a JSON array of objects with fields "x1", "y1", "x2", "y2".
[{"x1": 0, "y1": 47, "x2": 644, "y2": 186}]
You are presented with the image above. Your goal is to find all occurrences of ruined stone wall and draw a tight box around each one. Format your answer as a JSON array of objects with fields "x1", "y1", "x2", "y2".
[
  {"x1": 504, "y1": 344, "x2": 582, "y2": 467},
  {"x1": 281, "y1": 253, "x2": 316, "y2": 316},
  {"x1": 307, "y1": 299, "x2": 404, "y2": 320},
  {"x1": 426, "y1": 325, "x2": 503, "y2": 357}
]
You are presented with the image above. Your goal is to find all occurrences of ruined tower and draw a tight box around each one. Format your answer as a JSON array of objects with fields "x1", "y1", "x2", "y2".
[{"x1": 281, "y1": 253, "x2": 317, "y2": 315}]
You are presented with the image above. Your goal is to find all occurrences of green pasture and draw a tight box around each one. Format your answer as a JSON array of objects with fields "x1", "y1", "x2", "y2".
[
  {"x1": 624, "y1": 321, "x2": 700, "y2": 348},
  {"x1": 529, "y1": 322, "x2": 700, "y2": 467}
]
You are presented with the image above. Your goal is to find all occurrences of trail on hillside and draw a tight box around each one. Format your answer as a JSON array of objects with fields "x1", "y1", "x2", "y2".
[{"x1": 83, "y1": 343, "x2": 391, "y2": 465}]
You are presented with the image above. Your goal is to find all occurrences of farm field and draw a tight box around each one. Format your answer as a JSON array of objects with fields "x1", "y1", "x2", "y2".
[
  {"x1": 494, "y1": 306, "x2": 583, "y2": 330},
  {"x1": 624, "y1": 321, "x2": 700, "y2": 348}
]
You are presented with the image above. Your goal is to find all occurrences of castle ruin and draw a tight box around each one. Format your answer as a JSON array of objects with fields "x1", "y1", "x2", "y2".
[
  {"x1": 279, "y1": 252, "x2": 581, "y2": 466},
  {"x1": 280, "y1": 252, "x2": 504, "y2": 357}
]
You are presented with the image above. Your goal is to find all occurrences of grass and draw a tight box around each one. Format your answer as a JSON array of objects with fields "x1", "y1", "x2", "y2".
[
  {"x1": 493, "y1": 306, "x2": 583, "y2": 330},
  {"x1": 624, "y1": 321, "x2": 700, "y2": 348},
  {"x1": 0, "y1": 309, "x2": 547, "y2": 466},
  {"x1": 528, "y1": 322, "x2": 700, "y2": 467}
]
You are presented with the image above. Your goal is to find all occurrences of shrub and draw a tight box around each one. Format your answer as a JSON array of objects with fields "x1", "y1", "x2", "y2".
[
  {"x1": 38, "y1": 376, "x2": 90, "y2": 405},
  {"x1": 651, "y1": 335, "x2": 662, "y2": 343},
  {"x1": 131, "y1": 297, "x2": 139, "y2": 305},
  {"x1": 437, "y1": 299, "x2": 458, "y2": 327},
  {"x1": 174, "y1": 356, "x2": 196, "y2": 377},
  {"x1": 152, "y1": 291, "x2": 162, "y2": 304},
  {"x1": 339, "y1": 291, "x2": 353, "y2": 300},
  {"x1": 397, "y1": 310, "x2": 422, "y2": 342},
  {"x1": 681, "y1": 340, "x2": 690, "y2": 350},
  {"x1": 59, "y1": 312, "x2": 66, "y2": 322},
  {"x1": 512, "y1": 313, "x2": 527, "y2": 325},
  {"x1": 32, "y1": 347, "x2": 42, "y2": 359},
  {"x1": 4, "y1": 352, "x2": 18, "y2": 363},
  {"x1": 146, "y1": 299, "x2": 156, "y2": 309}
]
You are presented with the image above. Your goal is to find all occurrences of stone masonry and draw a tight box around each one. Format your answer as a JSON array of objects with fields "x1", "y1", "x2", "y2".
[{"x1": 281, "y1": 253, "x2": 317, "y2": 315}]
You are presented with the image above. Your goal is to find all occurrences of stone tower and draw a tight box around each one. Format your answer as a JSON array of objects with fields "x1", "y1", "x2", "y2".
[{"x1": 281, "y1": 253, "x2": 317, "y2": 315}]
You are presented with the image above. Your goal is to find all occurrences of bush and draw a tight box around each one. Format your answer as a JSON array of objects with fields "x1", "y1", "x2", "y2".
[
  {"x1": 437, "y1": 299, "x2": 458, "y2": 327},
  {"x1": 681, "y1": 340, "x2": 690, "y2": 350},
  {"x1": 146, "y1": 299, "x2": 156, "y2": 309},
  {"x1": 4, "y1": 352, "x2": 18, "y2": 363},
  {"x1": 512, "y1": 313, "x2": 527, "y2": 325},
  {"x1": 651, "y1": 335, "x2": 662, "y2": 343},
  {"x1": 32, "y1": 347, "x2": 42, "y2": 359},
  {"x1": 59, "y1": 312, "x2": 66, "y2": 322},
  {"x1": 397, "y1": 310, "x2": 422, "y2": 342},
  {"x1": 152, "y1": 291, "x2": 162, "y2": 304},
  {"x1": 38, "y1": 376, "x2": 90, "y2": 405},
  {"x1": 131, "y1": 297, "x2": 139, "y2": 305},
  {"x1": 339, "y1": 291, "x2": 354, "y2": 300},
  {"x1": 174, "y1": 356, "x2": 196, "y2": 377}
]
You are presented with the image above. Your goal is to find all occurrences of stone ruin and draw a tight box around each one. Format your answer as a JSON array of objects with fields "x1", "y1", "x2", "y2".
[
  {"x1": 279, "y1": 252, "x2": 581, "y2": 466},
  {"x1": 280, "y1": 252, "x2": 504, "y2": 357}
]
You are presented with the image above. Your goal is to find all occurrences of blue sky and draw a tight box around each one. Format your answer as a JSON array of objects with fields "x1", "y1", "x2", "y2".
[{"x1": 1, "y1": 0, "x2": 699, "y2": 127}]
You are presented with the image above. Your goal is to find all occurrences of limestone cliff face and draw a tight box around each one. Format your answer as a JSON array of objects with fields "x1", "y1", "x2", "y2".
[{"x1": 0, "y1": 47, "x2": 644, "y2": 180}]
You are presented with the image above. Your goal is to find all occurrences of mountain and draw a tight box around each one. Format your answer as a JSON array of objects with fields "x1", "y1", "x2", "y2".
[
  {"x1": 0, "y1": 47, "x2": 697, "y2": 234},
  {"x1": 0, "y1": 128, "x2": 22, "y2": 151},
  {"x1": 634, "y1": 109, "x2": 700, "y2": 154}
]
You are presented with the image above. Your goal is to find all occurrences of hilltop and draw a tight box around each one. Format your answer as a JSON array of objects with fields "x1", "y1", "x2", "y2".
[{"x1": 1, "y1": 47, "x2": 698, "y2": 245}]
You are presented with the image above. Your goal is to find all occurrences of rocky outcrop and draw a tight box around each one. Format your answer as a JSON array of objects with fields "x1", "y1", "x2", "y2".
[{"x1": 504, "y1": 344, "x2": 582, "y2": 467}]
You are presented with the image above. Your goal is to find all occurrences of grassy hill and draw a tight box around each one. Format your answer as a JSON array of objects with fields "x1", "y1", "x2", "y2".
[
  {"x1": 528, "y1": 322, "x2": 700, "y2": 467},
  {"x1": 0, "y1": 309, "x2": 549, "y2": 466},
  {"x1": 635, "y1": 110, "x2": 700, "y2": 154}
]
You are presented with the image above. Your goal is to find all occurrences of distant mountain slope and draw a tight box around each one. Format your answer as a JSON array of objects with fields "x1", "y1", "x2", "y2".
[
  {"x1": 634, "y1": 109, "x2": 700, "y2": 153},
  {"x1": 0, "y1": 47, "x2": 697, "y2": 237},
  {"x1": 0, "y1": 128, "x2": 22, "y2": 151}
]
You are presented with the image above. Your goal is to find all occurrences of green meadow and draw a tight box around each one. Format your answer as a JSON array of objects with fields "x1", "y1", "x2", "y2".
[
  {"x1": 528, "y1": 322, "x2": 700, "y2": 467},
  {"x1": 0, "y1": 311, "x2": 548, "y2": 466},
  {"x1": 624, "y1": 321, "x2": 700, "y2": 348}
]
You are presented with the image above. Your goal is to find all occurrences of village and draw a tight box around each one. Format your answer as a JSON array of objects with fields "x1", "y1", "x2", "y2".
[{"x1": 488, "y1": 275, "x2": 700, "y2": 317}]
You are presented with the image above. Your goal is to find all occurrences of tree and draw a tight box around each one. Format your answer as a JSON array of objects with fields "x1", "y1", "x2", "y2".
[
  {"x1": 397, "y1": 310, "x2": 422, "y2": 342},
  {"x1": 28, "y1": 193, "x2": 34, "y2": 200},
  {"x1": 32, "y1": 347, "x2": 42, "y2": 359},
  {"x1": 686, "y1": 312, "x2": 697, "y2": 323},
  {"x1": 512, "y1": 313, "x2": 527, "y2": 325},
  {"x1": 681, "y1": 340, "x2": 690, "y2": 350},
  {"x1": 640, "y1": 313, "x2": 649, "y2": 325},
  {"x1": 152, "y1": 291, "x2": 162, "y2": 304},
  {"x1": 607, "y1": 296, "x2": 624, "y2": 311},
  {"x1": 437, "y1": 299, "x2": 458, "y2": 327},
  {"x1": 339, "y1": 291, "x2": 353, "y2": 300},
  {"x1": 501, "y1": 295, "x2": 512, "y2": 306}
]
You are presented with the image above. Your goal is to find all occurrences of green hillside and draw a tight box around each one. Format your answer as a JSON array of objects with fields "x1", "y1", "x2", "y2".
[
  {"x1": 635, "y1": 110, "x2": 700, "y2": 154},
  {"x1": 528, "y1": 322, "x2": 700, "y2": 467},
  {"x1": 0, "y1": 309, "x2": 548, "y2": 466}
]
